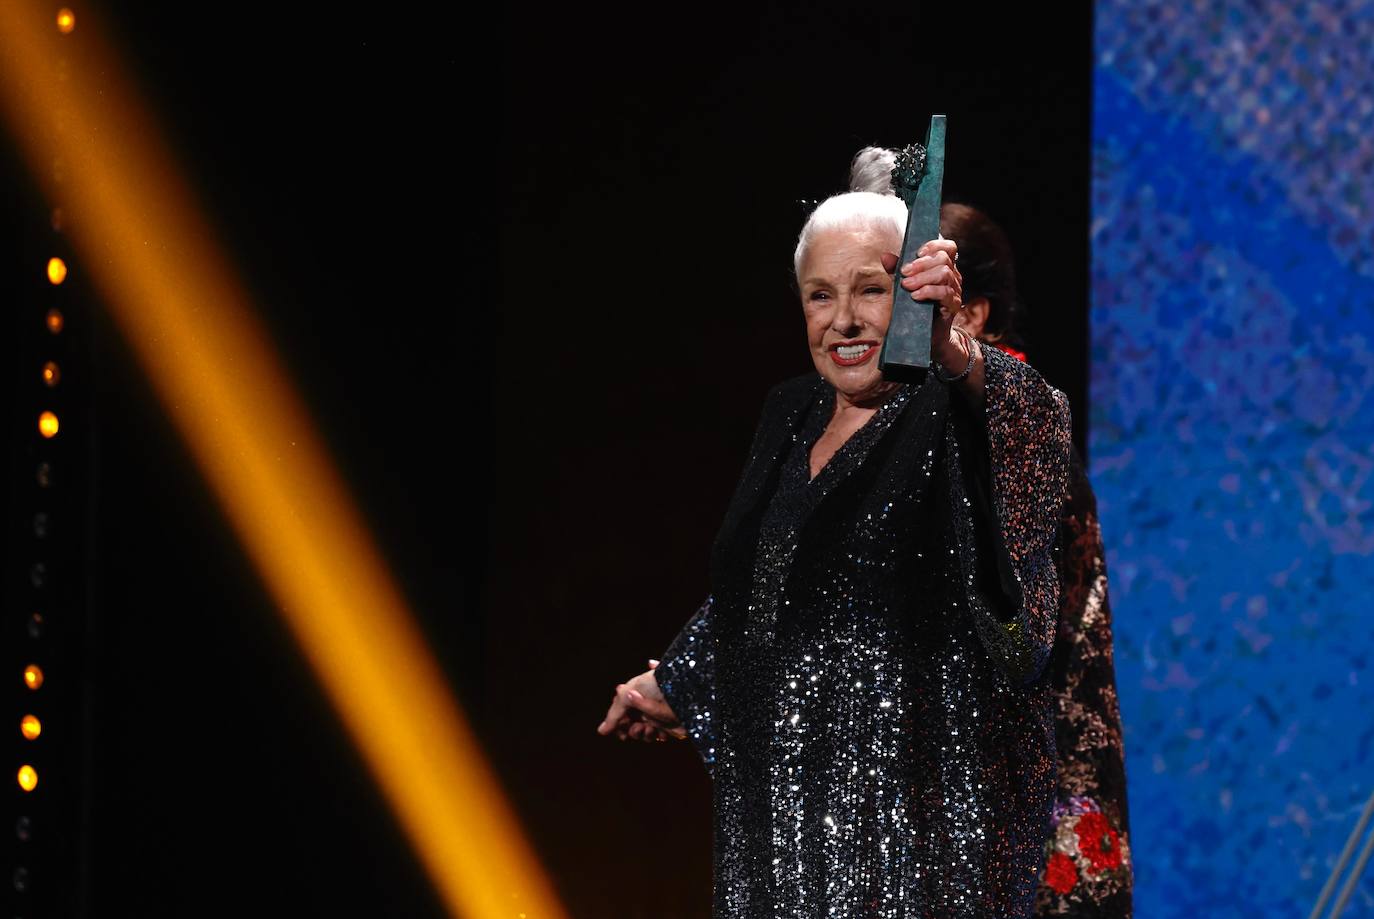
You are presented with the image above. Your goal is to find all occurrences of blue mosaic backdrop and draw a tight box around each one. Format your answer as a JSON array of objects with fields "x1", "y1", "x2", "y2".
[{"x1": 1091, "y1": 2, "x2": 1374, "y2": 916}]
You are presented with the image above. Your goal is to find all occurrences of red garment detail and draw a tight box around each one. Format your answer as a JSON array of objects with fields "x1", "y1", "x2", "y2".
[
  {"x1": 993, "y1": 342, "x2": 1028, "y2": 363},
  {"x1": 1045, "y1": 851, "x2": 1078, "y2": 895},
  {"x1": 1075, "y1": 811, "x2": 1123, "y2": 875}
]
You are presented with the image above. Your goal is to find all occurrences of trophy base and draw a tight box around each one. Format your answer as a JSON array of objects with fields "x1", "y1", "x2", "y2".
[
  {"x1": 879, "y1": 297, "x2": 936, "y2": 385},
  {"x1": 876, "y1": 361, "x2": 930, "y2": 386}
]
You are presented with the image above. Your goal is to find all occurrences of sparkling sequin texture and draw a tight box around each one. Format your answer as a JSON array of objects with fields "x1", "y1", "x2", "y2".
[{"x1": 655, "y1": 346, "x2": 1072, "y2": 917}]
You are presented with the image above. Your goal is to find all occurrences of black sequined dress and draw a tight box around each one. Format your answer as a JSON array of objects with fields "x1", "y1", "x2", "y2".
[{"x1": 655, "y1": 345, "x2": 1072, "y2": 918}]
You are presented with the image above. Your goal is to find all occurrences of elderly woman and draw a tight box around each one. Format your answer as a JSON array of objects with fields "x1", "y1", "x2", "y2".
[{"x1": 598, "y1": 187, "x2": 1071, "y2": 917}]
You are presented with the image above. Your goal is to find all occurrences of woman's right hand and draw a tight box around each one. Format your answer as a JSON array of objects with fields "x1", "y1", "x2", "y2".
[{"x1": 596, "y1": 660, "x2": 687, "y2": 742}]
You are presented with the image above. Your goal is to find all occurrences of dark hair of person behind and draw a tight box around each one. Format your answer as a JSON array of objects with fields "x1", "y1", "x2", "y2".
[
  {"x1": 845, "y1": 148, "x2": 1027, "y2": 351},
  {"x1": 939, "y1": 202, "x2": 1026, "y2": 352}
]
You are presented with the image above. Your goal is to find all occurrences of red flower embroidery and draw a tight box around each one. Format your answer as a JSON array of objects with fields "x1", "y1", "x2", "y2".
[
  {"x1": 1074, "y1": 811, "x2": 1123, "y2": 875},
  {"x1": 1045, "y1": 851, "x2": 1077, "y2": 895}
]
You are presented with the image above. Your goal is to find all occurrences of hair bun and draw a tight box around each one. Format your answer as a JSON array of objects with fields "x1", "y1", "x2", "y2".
[{"x1": 848, "y1": 146, "x2": 898, "y2": 195}]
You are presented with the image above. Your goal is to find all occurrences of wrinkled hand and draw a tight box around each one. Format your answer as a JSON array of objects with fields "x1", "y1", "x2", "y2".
[
  {"x1": 597, "y1": 660, "x2": 687, "y2": 742},
  {"x1": 880, "y1": 237, "x2": 968, "y2": 372}
]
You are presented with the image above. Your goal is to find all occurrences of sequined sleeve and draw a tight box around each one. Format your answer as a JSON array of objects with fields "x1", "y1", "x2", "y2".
[
  {"x1": 955, "y1": 343, "x2": 1072, "y2": 684},
  {"x1": 654, "y1": 595, "x2": 718, "y2": 774}
]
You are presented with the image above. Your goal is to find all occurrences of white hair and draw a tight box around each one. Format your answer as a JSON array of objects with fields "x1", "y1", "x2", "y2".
[
  {"x1": 793, "y1": 191, "x2": 907, "y2": 278},
  {"x1": 847, "y1": 145, "x2": 899, "y2": 196}
]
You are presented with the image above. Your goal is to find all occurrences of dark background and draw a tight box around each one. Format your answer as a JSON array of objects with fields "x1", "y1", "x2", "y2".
[{"x1": 3, "y1": 3, "x2": 1091, "y2": 916}]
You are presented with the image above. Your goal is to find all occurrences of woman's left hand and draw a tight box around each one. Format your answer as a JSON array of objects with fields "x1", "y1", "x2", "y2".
[
  {"x1": 596, "y1": 663, "x2": 687, "y2": 742},
  {"x1": 885, "y1": 238, "x2": 969, "y2": 373}
]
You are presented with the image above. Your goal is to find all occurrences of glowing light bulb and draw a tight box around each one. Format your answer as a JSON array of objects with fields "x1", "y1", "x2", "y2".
[
  {"x1": 38, "y1": 411, "x2": 59, "y2": 438},
  {"x1": 47, "y1": 257, "x2": 67, "y2": 285},
  {"x1": 56, "y1": 8, "x2": 75, "y2": 33},
  {"x1": 46, "y1": 308, "x2": 64, "y2": 333},
  {"x1": 17, "y1": 766, "x2": 37, "y2": 792},
  {"x1": 20, "y1": 716, "x2": 41, "y2": 741},
  {"x1": 23, "y1": 665, "x2": 43, "y2": 691},
  {"x1": 42, "y1": 361, "x2": 60, "y2": 387}
]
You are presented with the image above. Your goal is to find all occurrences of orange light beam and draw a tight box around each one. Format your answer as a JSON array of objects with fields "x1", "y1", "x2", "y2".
[{"x1": 0, "y1": 6, "x2": 566, "y2": 917}]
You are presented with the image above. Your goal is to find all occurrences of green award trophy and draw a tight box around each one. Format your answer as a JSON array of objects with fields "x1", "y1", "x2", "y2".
[{"x1": 878, "y1": 114, "x2": 947, "y2": 383}]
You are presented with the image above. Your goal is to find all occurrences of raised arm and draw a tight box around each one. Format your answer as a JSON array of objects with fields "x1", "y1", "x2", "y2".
[{"x1": 949, "y1": 343, "x2": 1072, "y2": 684}]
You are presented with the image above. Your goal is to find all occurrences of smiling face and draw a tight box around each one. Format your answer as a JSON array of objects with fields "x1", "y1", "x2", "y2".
[{"x1": 797, "y1": 223, "x2": 903, "y2": 407}]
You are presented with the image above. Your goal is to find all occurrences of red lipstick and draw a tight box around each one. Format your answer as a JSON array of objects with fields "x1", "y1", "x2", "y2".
[{"x1": 828, "y1": 339, "x2": 880, "y2": 366}]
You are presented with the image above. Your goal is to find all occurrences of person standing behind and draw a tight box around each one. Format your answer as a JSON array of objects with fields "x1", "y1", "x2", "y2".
[{"x1": 850, "y1": 146, "x2": 1135, "y2": 917}]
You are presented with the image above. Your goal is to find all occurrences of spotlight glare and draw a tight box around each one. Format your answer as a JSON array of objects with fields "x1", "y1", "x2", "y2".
[
  {"x1": 42, "y1": 361, "x2": 60, "y2": 386},
  {"x1": 56, "y1": 8, "x2": 75, "y2": 33},
  {"x1": 20, "y1": 715, "x2": 41, "y2": 741},
  {"x1": 0, "y1": 9, "x2": 572, "y2": 915},
  {"x1": 46, "y1": 256, "x2": 67, "y2": 284},
  {"x1": 23, "y1": 665, "x2": 43, "y2": 691},
  {"x1": 17, "y1": 766, "x2": 37, "y2": 792},
  {"x1": 38, "y1": 411, "x2": 59, "y2": 438}
]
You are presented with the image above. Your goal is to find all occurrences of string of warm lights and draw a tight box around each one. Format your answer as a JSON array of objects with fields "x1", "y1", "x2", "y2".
[{"x1": 10, "y1": 7, "x2": 79, "y2": 910}]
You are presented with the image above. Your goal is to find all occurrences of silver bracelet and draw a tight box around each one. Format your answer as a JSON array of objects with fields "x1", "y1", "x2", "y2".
[{"x1": 932, "y1": 327, "x2": 977, "y2": 383}]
